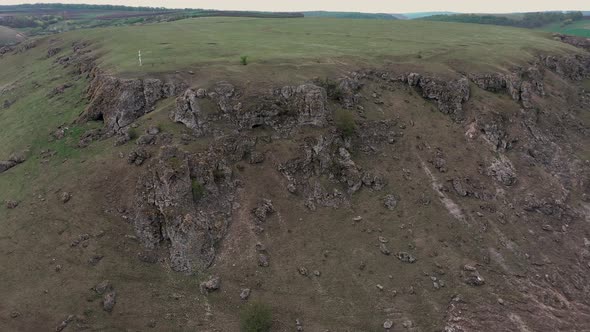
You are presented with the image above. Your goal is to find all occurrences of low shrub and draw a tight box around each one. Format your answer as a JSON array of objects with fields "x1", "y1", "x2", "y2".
[
  {"x1": 335, "y1": 109, "x2": 356, "y2": 137},
  {"x1": 240, "y1": 302, "x2": 272, "y2": 332}
]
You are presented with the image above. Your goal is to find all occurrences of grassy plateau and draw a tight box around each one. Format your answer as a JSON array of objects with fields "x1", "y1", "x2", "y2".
[{"x1": 48, "y1": 17, "x2": 580, "y2": 75}]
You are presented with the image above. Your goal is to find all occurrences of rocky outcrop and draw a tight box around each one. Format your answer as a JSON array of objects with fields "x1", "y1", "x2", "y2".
[
  {"x1": 279, "y1": 130, "x2": 386, "y2": 210},
  {"x1": 336, "y1": 73, "x2": 364, "y2": 109},
  {"x1": 553, "y1": 33, "x2": 590, "y2": 52},
  {"x1": 0, "y1": 152, "x2": 26, "y2": 174},
  {"x1": 237, "y1": 83, "x2": 329, "y2": 130},
  {"x1": 470, "y1": 66, "x2": 545, "y2": 109},
  {"x1": 470, "y1": 54, "x2": 590, "y2": 109},
  {"x1": 487, "y1": 155, "x2": 517, "y2": 186},
  {"x1": 475, "y1": 111, "x2": 513, "y2": 151},
  {"x1": 133, "y1": 137, "x2": 253, "y2": 273},
  {"x1": 172, "y1": 82, "x2": 329, "y2": 135},
  {"x1": 403, "y1": 73, "x2": 470, "y2": 121},
  {"x1": 540, "y1": 54, "x2": 590, "y2": 81},
  {"x1": 80, "y1": 75, "x2": 185, "y2": 134},
  {"x1": 170, "y1": 88, "x2": 208, "y2": 136}
]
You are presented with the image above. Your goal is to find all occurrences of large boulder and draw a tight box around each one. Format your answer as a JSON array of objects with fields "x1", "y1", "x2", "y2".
[{"x1": 171, "y1": 89, "x2": 208, "y2": 135}]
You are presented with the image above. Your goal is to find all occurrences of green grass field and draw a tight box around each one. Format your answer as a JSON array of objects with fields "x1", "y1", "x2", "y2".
[
  {"x1": 539, "y1": 19, "x2": 590, "y2": 37},
  {"x1": 52, "y1": 17, "x2": 579, "y2": 75},
  {"x1": 0, "y1": 26, "x2": 25, "y2": 46}
]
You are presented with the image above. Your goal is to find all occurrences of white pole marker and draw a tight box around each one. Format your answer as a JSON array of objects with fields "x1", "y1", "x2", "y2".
[{"x1": 138, "y1": 50, "x2": 142, "y2": 66}]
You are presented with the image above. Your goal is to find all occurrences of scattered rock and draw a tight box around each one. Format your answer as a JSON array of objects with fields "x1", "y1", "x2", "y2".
[
  {"x1": 59, "y1": 192, "x2": 71, "y2": 203},
  {"x1": 71, "y1": 234, "x2": 90, "y2": 247},
  {"x1": 380, "y1": 243, "x2": 391, "y2": 255},
  {"x1": 146, "y1": 125, "x2": 160, "y2": 135},
  {"x1": 252, "y1": 199, "x2": 274, "y2": 222},
  {"x1": 200, "y1": 276, "x2": 221, "y2": 294},
  {"x1": 402, "y1": 320, "x2": 414, "y2": 328},
  {"x1": 10, "y1": 311, "x2": 20, "y2": 318},
  {"x1": 249, "y1": 151, "x2": 265, "y2": 164},
  {"x1": 55, "y1": 314, "x2": 74, "y2": 332},
  {"x1": 397, "y1": 252, "x2": 417, "y2": 263},
  {"x1": 88, "y1": 255, "x2": 104, "y2": 266},
  {"x1": 94, "y1": 280, "x2": 113, "y2": 295},
  {"x1": 384, "y1": 319, "x2": 394, "y2": 329},
  {"x1": 258, "y1": 253, "x2": 270, "y2": 267},
  {"x1": 240, "y1": 288, "x2": 251, "y2": 300},
  {"x1": 102, "y1": 291, "x2": 117, "y2": 312},
  {"x1": 383, "y1": 194, "x2": 397, "y2": 210},
  {"x1": 464, "y1": 274, "x2": 486, "y2": 286},
  {"x1": 127, "y1": 147, "x2": 150, "y2": 166},
  {"x1": 5, "y1": 200, "x2": 19, "y2": 209},
  {"x1": 296, "y1": 318, "x2": 304, "y2": 331},
  {"x1": 136, "y1": 134, "x2": 156, "y2": 145},
  {"x1": 353, "y1": 216, "x2": 363, "y2": 222},
  {"x1": 298, "y1": 266, "x2": 308, "y2": 276}
]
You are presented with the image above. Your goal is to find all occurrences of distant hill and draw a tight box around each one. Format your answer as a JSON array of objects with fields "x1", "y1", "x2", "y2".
[
  {"x1": 403, "y1": 12, "x2": 456, "y2": 19},
  {"x1": 421, "y1": 11, "x2": 584, "y2": 28},
  {"x1": 303, "y1": 11, "x2": 398, "y2": 20}
]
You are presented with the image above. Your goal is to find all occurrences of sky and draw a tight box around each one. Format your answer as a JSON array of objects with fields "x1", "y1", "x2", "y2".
[{"x1": 1, "y1": 0, "x2": 589, "y2": 13}]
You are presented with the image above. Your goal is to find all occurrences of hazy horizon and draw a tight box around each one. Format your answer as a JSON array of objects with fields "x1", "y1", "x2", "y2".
[{"x1": 1, "y1": 0, "x2": 589, "y2": 14}]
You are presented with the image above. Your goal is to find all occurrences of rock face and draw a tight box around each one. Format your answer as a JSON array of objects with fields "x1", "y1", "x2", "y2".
[
  {"x1": 336, "y1": 73, "x2": 364, "y2": 109},
  {"x1": 171, "y1": 88, "x2": 208, "y2": 136},
  {"x1": 404, "y1": 73, "x2": 470, "y2": 121},
  {"x1": 470, "y1": 54, "x2": 590, "y2": 109},
  {"x1": 540, "y1": 54, "x2": 590, "y2": 81},
  {"x1": 478, "y1": 113, "x2": 512, "y2": 151},
  {"x1": 172, "y1": 82, "x2": 329, "y2": 134},
  {"x1": 133, "y1": 138, "x2": 249, "y2": 273},
  {"x1": 553, "y1": 33, "x2": 590, "y2": 51},
  {"x1": 469, "y1": 66, "x2": 544, "y2": 109},
  {"x1": 279, "y1": 129, "x2": 387, "y2": 210},
  {"x1": 80, "y1": 75, "x2": 185, "y2": 134}
]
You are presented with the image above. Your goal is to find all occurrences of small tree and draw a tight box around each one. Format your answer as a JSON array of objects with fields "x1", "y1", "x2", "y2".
[
  {"x1": 240, "y1": 302, "x2": 272, "y2": 332},
  {"x1": 240, "y1": 55, "x2": 249, "y2": 66}
]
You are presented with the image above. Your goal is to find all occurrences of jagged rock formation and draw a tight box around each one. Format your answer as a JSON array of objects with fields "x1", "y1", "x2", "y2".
[
  {"x1": 470, "y1": 54, "x2": 590, "y2": 109},
  {"x1": 171, "y1": 82, "x2": 330, "y2": 135},
  {"x1": 553, "y1": 33, "x2": 590, "y2": 52},
  {"x1": 279, "y1": 126, "x2": 389, "y2": 210},
  {"x1": 366, "y1": 70, "x2": 471, "y2": 122},
  {"x1": 404, "y1": 73, "x2": 470, "y2": 121},
  {"x1": 336, "y1": 73, "x2": 364, "y2": 109},
  {"x1": 80, "y1": 75, "x2": 185, "y2": 134},
  {"x1": 133, "y1": 136, "x2": 254, "y2": 273}
]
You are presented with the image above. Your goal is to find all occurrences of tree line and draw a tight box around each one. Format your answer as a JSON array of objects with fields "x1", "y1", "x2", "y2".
[{"x1": 422, "y1": 11, "x2": 584, "y2": 28}]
